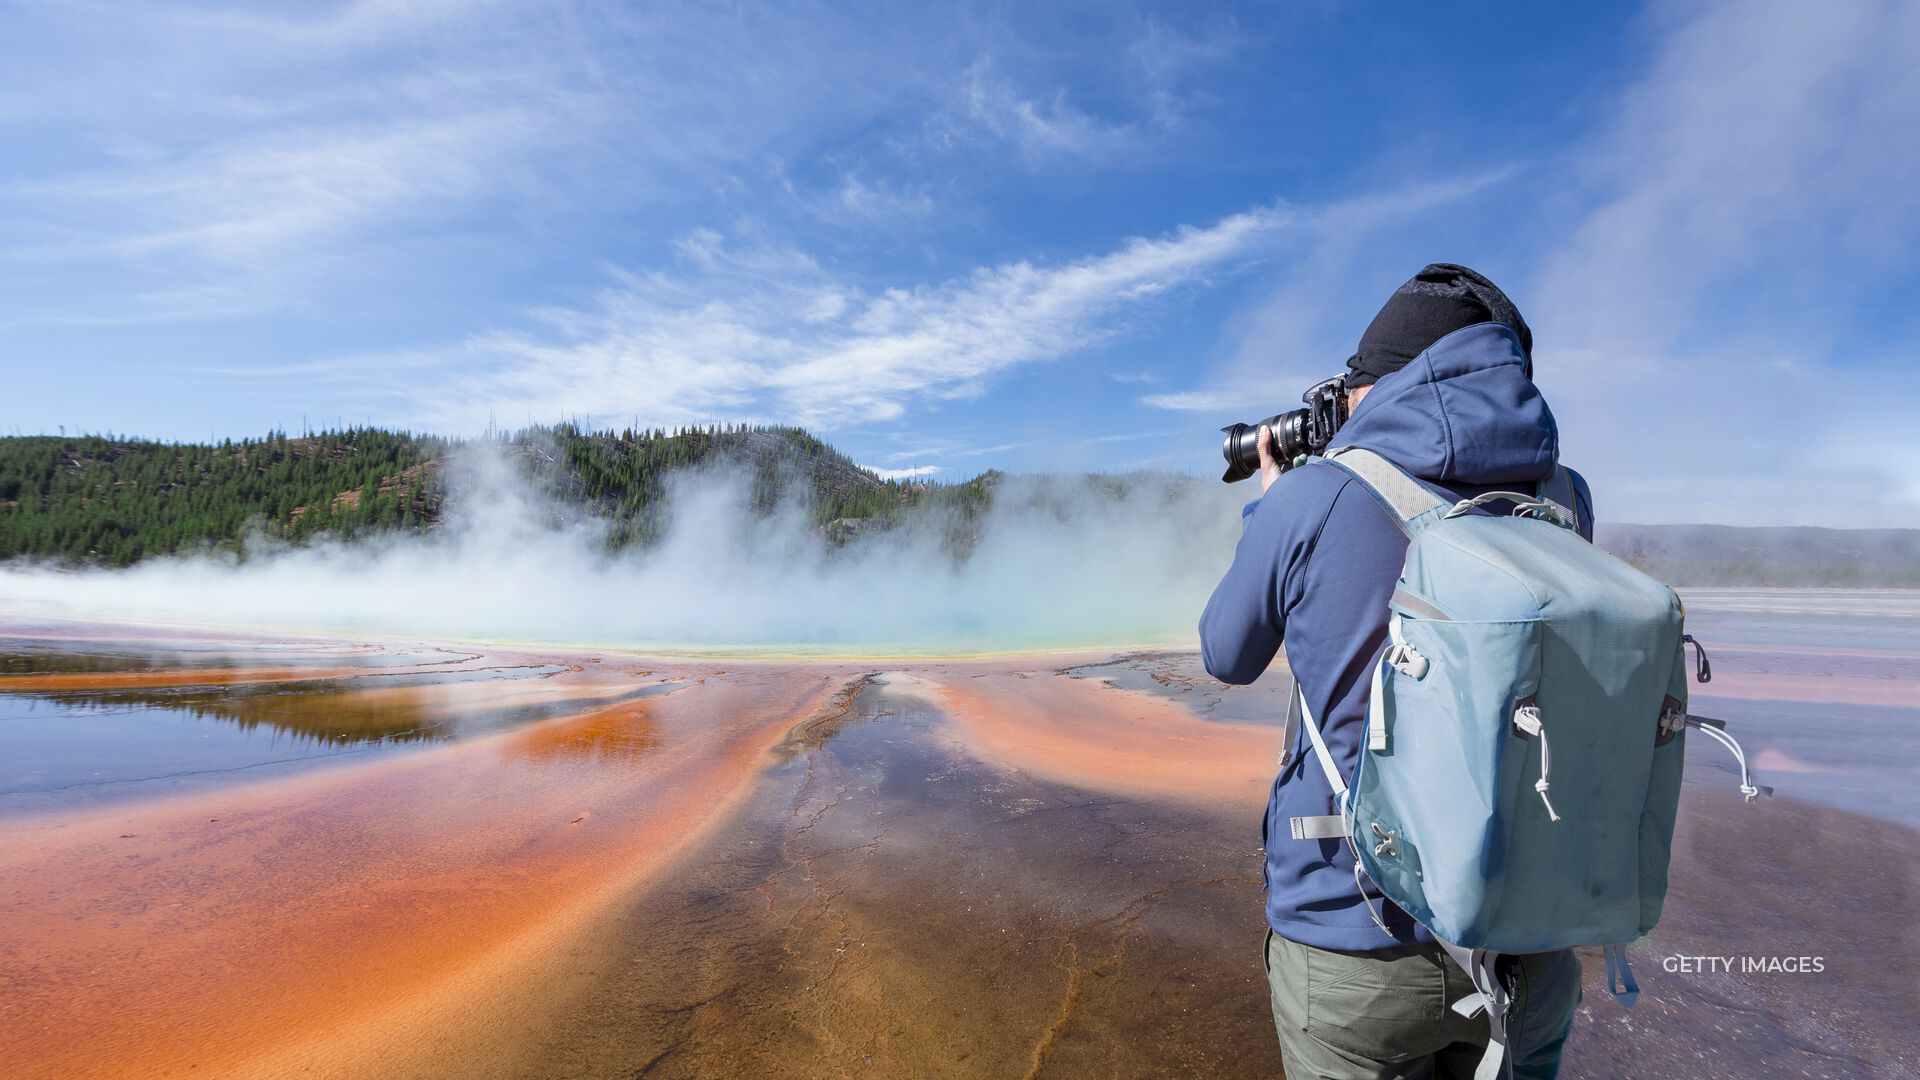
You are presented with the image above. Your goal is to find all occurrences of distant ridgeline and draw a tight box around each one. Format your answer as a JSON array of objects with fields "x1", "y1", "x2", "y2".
[
  {"x1": 2, "y1": 426, "x2": 1914, "y2": 586},
  {"x1": 0, "y1": 424, "x2": 994, "y2": 567},
  {"x1": 1594, "y1": 523, "x2": 1920, "y2": 588}
]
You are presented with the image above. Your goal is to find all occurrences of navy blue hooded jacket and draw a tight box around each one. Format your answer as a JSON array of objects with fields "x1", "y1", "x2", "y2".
[{"x1": 1199, "y1": 322, "x2": 1593, "y2": 952}]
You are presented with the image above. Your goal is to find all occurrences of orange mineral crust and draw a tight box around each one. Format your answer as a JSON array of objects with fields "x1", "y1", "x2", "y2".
[
  {"x1": 918, "y1": 663, "x2": 1279, "y2": 810},
  {"x1": 4, "y1": 629, "x2": 1915, "y2": 1079},
  {"x1": 0, "y1": 654, "x2": 859, "y2": 1079}
]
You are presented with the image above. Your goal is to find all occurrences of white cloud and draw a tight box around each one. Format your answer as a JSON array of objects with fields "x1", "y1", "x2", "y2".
[
  {"x1": 0, "y1": 1, "x2": 961, "y2": 324},
  {"x1": 1136, "y1": 169, "x2": 1517, "y2": 419},
  {"x1": 766, "y1": 160, "x2": 937, "y2": 227},
  {"x1": 833, "y1": 172, "x2": 936, "y2": 223},
  {"x1": 1536, "y1": 0, "x2": 1920, "y2": 355},
  {"x1": 860, "y1": 464, "x2": 941, "y2": 480},
  {"x1": 961, "y1": 59, "x2": 1145, "y2": 162},
  {"x1": 874, "y1": 440, "x2": 1025, "y2": 465},
  {"x1": 1534, "y1": 0, "x2": 1920, "y2": 526},
  {"x1": 418, "y1": 201, "x2": 1300, "y2": 434},
  {"x1": 952, "y1": 19, "x2": 1244, "y2": 164},
  {"x1": 0, "y1": 2, "x2": 584, "y2": 322},
  {"x1": 1139, "y1": 388, "x2": 1267, "y2": 413},
  {"x1": 19, "y1": 112, "x2": 540, "y2": 265}
]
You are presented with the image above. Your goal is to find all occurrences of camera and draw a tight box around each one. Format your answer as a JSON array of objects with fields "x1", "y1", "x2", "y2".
[{"x1": 1219, "y1": 373, "x2": 1351, "y2": 483}]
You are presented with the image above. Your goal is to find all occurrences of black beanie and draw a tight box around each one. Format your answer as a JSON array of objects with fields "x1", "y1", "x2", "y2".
[{"x1": 1345, "y1": 263, "x2": 1532, "y2": 387}]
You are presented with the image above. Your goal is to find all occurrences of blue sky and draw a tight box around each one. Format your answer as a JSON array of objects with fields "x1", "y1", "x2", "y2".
[{"x1": 2, "y1": 0, "x2": 1916, "y2": 526}]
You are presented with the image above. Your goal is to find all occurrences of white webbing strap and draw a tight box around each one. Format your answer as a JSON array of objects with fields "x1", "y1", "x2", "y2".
[
  {"x1": 1390, "y1": 585, "x2": 1452, "y2": 622},
  {"x1": 1278, "y1": 676, "x2": 1300, "y2": 767},
  {"x1": 1440, "y1": 940, "x2": 1515, "y2": 1080},
  {"x1": 1296, "y1": 680, "x2": 1347, "y2": 799},
  {"x1": 1368, "y1": 651, "x2": 1390, "y2": 752},
  {"x1": 1369, "y1": 614, "x2": 1428, "y2": 752},
  {"x1": 1289, "y1": 815, "x2": 1348, "y2": 840},
  {"x1": 1323, "y1": 447, "x2": 1446, "y2": 535},
  {"x1": 1604, "y1": 944, "x2": 1640, "y2": 1008},
  {"x1": 1288, "y1": 680, "x2": 1354, "y2": 842},
  {"x1": 1287, "y1": 680, "x2": 1395, "y2": 935}
]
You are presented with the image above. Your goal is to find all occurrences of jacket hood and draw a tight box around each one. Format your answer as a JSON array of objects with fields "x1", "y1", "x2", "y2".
[{"x1": 1326, "y1": 321, "x2": 1557, "y2": 485}]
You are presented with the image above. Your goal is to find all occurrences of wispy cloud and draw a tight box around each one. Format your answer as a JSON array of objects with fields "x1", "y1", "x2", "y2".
[
  {"x1": 1126, "y1": 16, "x2": 1248, "y2": 129},
  {"x1": 1533, "y1": 0, "x2": 1920, "y2": 525},
  {"x1": 962, "y1": 59, "x2": 1145, "y2": 162},
  {"x1": 0, "y1": 0, "x2": 958, "y2": 325},
  {"x1": 859, "y1": 464, "x2": 941, "y2": 480},
  {"x1": 1139, "y1": 388, "x2": 1282, "y2": 413},
  {"x1": 1536, "y1": 0, "x2": 1920, "y2": 356},
  {"x1": 418, "y1": 200, "x2": 1301, "y2": 434},
  {"x1": 769, "y1": 162, "x2": 938, "y2": 228},
  {"x1": 1136, "y1": 168, "x2": 1518, "y2": 419},
  {"x1": 952, "y1": 18, "x2": 1245, "y2": 164},
  {"x1": 0, "y1": 1, "x2": 587, "y2": 323},
  {"x1": 875, "y1": 440, "x2": 1025, "y2": 465},
  {"x1": 14, "y1": 111, "x2": 542, "y2": 266}
]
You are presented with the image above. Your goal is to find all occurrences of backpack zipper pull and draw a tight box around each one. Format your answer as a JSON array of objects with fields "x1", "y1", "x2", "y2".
[{"x1": 1683, "y1": 634, "x2": 1712, "y2": 683}]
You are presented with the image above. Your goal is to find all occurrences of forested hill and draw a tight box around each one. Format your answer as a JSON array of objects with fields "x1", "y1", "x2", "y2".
[
  {"x1": 0, "y1": 423, "x2": 993, "y2": 567},
  {"x1": 3, "y1": 426, "x2": 1915, "y2": 585}
]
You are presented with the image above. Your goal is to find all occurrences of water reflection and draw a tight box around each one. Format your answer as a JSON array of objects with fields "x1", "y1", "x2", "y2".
[
  {"x1": 0, "y1": 640, "x2": 679, "y2": 815},
  {"x1": 0, "y1": 640, "x2": 437, "y2": 676},
  {"x1": 24, "y1": 665, "x2": 588, "y2": 745}
]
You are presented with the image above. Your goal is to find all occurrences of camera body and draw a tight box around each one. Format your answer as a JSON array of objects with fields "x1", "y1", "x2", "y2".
[{"x1": 1220, "y1": 373, "x2": 1351, "y2": 483}]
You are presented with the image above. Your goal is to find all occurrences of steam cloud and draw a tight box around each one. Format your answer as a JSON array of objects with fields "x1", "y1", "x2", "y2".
[{"x1": 0, "y1": 442, "x2": 1249, "y2": 652}]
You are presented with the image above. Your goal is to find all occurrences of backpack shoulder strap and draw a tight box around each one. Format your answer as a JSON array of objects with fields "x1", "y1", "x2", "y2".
[{"x1": 1322, "y1": 447, "x2": 1446, "y2": 537}]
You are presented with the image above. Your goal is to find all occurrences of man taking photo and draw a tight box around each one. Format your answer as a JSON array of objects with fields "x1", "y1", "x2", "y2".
[{"x1": 1200, "y1": 264, "x2": 1589, "y2": 1079}]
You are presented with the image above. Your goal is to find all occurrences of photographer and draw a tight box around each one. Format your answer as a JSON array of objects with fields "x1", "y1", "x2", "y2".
[{"x1": 1201, "y1": 265, "x2": 1592, "y2": 1079}]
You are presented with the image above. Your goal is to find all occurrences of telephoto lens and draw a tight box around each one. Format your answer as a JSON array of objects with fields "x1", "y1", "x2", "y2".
[
  {"x1": 1220, "y1": 409, "x2": 1310, "y2": 483},
  {"x1": 1218, "y1": 373, "x2": 1350, "y2": 483}
]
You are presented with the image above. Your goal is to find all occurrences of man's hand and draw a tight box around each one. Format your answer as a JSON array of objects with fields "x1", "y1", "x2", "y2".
[{"x1": 1257, "y1": 425, "x2": 1286, "y2": 494}]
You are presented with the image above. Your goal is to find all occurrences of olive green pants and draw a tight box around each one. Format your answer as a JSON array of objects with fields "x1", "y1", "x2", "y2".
[{"x1": 1264, "y1": 930, "x2": 1581, "y2": 1079}]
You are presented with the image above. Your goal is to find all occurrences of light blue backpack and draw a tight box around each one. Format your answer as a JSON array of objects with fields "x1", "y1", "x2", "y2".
[{"x1": 1284, "y1": 448, "x2": 1767, "y2": 1080}]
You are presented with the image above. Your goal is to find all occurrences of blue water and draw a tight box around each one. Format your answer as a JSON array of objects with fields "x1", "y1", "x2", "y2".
[
  {"x1": 0, "y1": 693, "x2": 414, "y2": 814},
  {"x1": 0, "y1": 653, "x2": 671, "y2": 817}
]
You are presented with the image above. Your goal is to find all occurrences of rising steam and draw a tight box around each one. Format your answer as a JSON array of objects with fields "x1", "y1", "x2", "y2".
[{"x1": 0, "y1": 441, "x2": 1249, "y2": 652}]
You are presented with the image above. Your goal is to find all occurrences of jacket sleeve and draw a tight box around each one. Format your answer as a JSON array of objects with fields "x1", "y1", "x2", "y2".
[{"x1": 1198, "y1": 474, "x2": 1330, "y2": 685}]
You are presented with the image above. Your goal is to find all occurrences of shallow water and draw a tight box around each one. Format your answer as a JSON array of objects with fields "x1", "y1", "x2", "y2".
[
  {"x1": 0, "y1": 635, "x2": 679, "y2": 816},
  {"x1": 0, "y1": 592, "x2": 1914, "y2": 1079},
  {"x1": 1675, "y1": 589, "x2": 1920, "y2": 831}
]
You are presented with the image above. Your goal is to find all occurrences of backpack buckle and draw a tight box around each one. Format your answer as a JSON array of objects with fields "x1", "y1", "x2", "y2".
[
  {"x1": 1385, "y1": 643, "x2": 1428, "y2": 679},
  {"x1": 1370, "y1": 821, "x2": 1400, "y2": 858}
]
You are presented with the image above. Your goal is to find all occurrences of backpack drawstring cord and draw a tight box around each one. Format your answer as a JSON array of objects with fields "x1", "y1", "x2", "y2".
[
  {"x1": 1513, "y1": 704, "x2": 1562, "y2": 822},
  {"x1": 1534, "y1": 728, "x2": 1562, "y2": 822}
]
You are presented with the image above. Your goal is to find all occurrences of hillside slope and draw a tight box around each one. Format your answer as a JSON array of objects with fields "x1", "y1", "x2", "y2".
[
  {"x1": 0, "y1": 424, "x2": 986, "y2": 567},
  {"x1": 3, "y1": 426, "x2": 1914, "y2": 586},
  {"x1": 1595, "y1": 523, "x2": 1920, "y2": 587}
]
